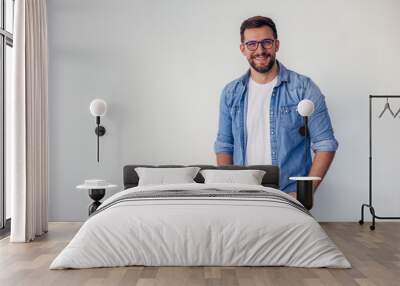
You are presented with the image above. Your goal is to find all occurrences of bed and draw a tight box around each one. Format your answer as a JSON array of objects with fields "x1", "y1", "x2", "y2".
[{"x1": 50, "y1": 165, "x2": 351, "y2": 269}]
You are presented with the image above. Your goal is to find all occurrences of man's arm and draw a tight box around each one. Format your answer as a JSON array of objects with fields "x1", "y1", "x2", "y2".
[
  {"x1": 304, "y1": 79, "x2": 338, "y2": 192},
  {"x1": 287, "y1": 79, "x2": 338, "y2": 200},
  {"x1": 214, "y1": 86, "x2": 235, "y2": 165},
  {"x1": 308, "y1": 151, "x2": 336, "y2": 191},
  {"x1": 216, "y1": 153, "x2": 233, "y2": 166}
]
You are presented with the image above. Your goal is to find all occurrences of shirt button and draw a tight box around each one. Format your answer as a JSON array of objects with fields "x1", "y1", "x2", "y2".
[
  {"x1": 271, "y1": 131, "x2": 275, "y2": 135},
  {"x1": 272, "y1": 151, "x2": 276, "y2": 155}
]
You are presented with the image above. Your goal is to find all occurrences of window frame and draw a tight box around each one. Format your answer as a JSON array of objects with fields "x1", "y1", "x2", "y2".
[{"x1": 0, "y1": 0, "x2": 14, "y2": 231}]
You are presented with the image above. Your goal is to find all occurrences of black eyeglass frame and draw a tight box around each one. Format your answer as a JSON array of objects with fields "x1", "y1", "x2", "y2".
[{"x1": 243, "y1": 38, "x2": 276, "y2": 51}]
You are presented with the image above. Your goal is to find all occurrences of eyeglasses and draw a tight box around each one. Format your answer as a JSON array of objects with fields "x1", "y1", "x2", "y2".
[{"x1": 244, "y1": 39, "x2": 275, "y2": 51}]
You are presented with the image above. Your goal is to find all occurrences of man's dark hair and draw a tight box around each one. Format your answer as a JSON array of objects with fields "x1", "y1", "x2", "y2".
[{"x1": 240, "y1": 16, "x2": 278, "y2": 42}]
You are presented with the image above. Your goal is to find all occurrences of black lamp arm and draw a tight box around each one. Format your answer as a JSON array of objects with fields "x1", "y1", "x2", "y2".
[{"x1": 94, "y1": 116, "x2": 106, "y2": 162}]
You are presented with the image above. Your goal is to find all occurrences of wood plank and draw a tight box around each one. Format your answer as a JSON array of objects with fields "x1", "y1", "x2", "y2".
[{"x1": 0, "y1": 222, "x2": 399, "y2": 286}]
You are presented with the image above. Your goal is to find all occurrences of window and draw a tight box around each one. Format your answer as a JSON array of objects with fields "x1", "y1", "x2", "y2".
[{"x1": 0, "y1": 0, "x2": 14, "y2": 233}]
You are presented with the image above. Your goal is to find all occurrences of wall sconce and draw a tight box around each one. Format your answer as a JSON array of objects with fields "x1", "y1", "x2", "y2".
[
  {"x1": 89, "y1": 99, "x2": 107, "y2": 162},
  {"x1": 297, "y1": 99, "x2": 315, "y2": 140}
]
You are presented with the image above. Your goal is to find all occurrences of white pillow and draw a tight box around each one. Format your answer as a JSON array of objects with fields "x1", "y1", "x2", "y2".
[
  {"x1": 135, "y1": 167, "x2": 201, "y2": 186},
  {"x1": 200, "y1": 169, "x2": 266, "y2": 185}
]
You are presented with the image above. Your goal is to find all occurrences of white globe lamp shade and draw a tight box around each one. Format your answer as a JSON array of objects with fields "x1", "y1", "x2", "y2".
[
  {"x1": 90, "y1": 99, "x2": 107, "y2": 117},
  {"x1": 297, "y1": 99, "x2": 315, "y2": 117}
]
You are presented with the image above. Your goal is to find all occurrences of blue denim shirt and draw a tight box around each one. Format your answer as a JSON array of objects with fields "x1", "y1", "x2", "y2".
[{"x1": 214, "y1": 61, "x2": 338, "y2": 193}]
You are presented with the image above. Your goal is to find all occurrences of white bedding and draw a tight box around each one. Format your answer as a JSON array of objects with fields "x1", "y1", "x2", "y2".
[{"x1": 50, "y1": 183, "x2": 351, "y2": 269}]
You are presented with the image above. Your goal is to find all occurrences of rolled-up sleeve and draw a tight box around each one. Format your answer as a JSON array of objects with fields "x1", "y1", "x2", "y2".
[
  {"x1": 304, "y1": 79, "x2": 339, "y2": 152},
  {"x1": 214, "y1": 87, "x2": 234, "y2": 155}
]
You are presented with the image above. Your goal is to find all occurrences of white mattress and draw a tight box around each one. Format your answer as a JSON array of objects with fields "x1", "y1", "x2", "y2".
[{"x1": 50, "y1": 183, "x2": 351, "y2": 269}]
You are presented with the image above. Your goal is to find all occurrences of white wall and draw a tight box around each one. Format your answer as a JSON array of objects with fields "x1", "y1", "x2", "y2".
[{"x1": 47, "y1": 0, "x2": 400, "y2": 221}]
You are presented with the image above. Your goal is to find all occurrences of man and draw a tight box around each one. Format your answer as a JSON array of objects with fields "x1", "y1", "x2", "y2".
[{"x1": 214, "y1": 16, "x2": 338, "y2": 198}]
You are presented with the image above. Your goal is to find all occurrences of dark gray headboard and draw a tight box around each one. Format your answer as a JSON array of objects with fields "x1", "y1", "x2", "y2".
[{"x1": 123, "y1": 165, "x2": 280, "y2": 190}]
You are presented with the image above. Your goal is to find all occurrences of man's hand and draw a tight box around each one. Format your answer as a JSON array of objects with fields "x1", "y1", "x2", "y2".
[
  {"x1": 216, "y1": 153, "x2": 233, "y2": 166},
  {"x1": 289, "y1": 150, "x2": 335, "y2": 201},
  {"x1": 308, "y1": 151, "x2": 336, "y2": 191}
]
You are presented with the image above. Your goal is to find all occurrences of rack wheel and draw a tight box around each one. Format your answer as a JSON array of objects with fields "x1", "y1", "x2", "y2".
[
  {"x1": 370, "y1": 225, "x2": 375, "y2": 231},
  {"x1": 358, "y1": 220, "x2": 364, "y2": 225}
]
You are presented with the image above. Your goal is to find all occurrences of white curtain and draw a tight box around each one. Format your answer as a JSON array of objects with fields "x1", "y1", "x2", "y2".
[{"x1": 9, "y1": 0, "x2": 49, "y2": 242}]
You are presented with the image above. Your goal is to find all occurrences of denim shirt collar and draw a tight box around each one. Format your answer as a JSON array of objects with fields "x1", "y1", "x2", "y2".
[{"x1": 239, "y1": 60, "x2": 289, "y2": 88}]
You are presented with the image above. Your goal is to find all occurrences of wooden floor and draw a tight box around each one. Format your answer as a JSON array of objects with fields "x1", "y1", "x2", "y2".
[{"x1": 0, "y1": 222, "x2": 399, "y2": 286}]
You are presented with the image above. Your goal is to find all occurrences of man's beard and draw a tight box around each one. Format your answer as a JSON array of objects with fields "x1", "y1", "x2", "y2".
[{"x1": 248, "y1": 52, "x2": 276, "y2": 74}]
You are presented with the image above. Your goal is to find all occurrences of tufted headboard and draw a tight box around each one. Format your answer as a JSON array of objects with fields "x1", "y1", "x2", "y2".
[{"x1": 123, "y1": 165, "x2": 280, "y2": 190}]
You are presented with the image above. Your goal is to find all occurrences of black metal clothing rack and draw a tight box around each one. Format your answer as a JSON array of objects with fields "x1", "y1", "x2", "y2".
[{"x1": 359, "y1": 95, "x2": 400, "y2": 230}]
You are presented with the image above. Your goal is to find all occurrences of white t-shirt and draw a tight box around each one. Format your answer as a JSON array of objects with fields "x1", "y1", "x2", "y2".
[{"x1": 245, "y1": 76, "x2": 278, "y2": 165}]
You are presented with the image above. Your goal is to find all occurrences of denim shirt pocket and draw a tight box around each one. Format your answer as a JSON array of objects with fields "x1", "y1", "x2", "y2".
[{"x1": 279, "y1": 104, "x2": 303, "y2": 130}]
